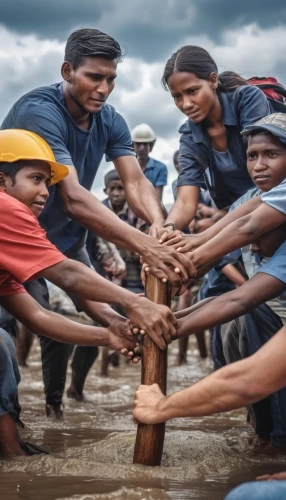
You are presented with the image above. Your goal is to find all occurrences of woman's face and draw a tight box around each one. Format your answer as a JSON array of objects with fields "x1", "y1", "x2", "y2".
[{"x1": 167, "y1": 71, "x2": 218, "y2": 123}]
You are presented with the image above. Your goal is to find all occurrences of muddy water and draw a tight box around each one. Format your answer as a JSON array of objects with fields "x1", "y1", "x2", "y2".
[{"x1": 1, "y1": 338, "x2": 286, "y2": 500}]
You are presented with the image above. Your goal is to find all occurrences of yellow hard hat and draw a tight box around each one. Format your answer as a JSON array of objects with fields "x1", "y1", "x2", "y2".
[{"x1": 0, "y1": 129, "x2": 69, "y2": 185}]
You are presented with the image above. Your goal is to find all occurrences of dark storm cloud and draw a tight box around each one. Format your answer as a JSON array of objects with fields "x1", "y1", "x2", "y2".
[{"x1": 1, "y1": 0, "x2": 285, "y2": 61}]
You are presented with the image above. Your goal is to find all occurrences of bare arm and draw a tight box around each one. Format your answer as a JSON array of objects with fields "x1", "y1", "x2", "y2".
[
  {"x1": 56, "y1": 164, "x2": 195, "y2": 285},
  {"x1": 155, "y1": 186, "x2": 163, "y2": 201},
  {"x1": 162, "y1": 185, "x2": 200, "y2": 232},
  {"x1": 133, "y1": 325, "x2": 286, "y2": 424},
  {"x1": 177, "y1": 273, "x2": 284, "y2": 338},
  {"x1": 175, "y1": 297, "x2": 216, "y2": 319},
  {"x1": 164, "y1": 194, "x2": 263, "y2": 251},
  {"x1": 193, "y1": 203, "x2": 286, "y2": 269},
  {"x1": 114, "y1": 156, "x2": 166, "y2": 233},
  {"x1": 57, "y1": 164, "x2": 151, "y2": 252},
  {"x1": 41, "y1": 259, "x2": 177, "y2": 350},
  {"x1": 0, "y1": 293, "x2": 136, "y2": 353}
]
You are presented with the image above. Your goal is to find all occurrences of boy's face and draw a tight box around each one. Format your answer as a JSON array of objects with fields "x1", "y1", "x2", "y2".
[
  {"x1": 250, "y1": 225, "x2": 286, "y2": 257},
  {"x1": 1, "y1": 161, "x2": 51, "y2": 217},
  {"x1": 105, "y1": 179, "x2": 125, "y2": 209},
  {"x1": 133, "y1": 142, "x2": 152, "y2": 162},
  {"x1": 247, "y1": 133, "x2": 286, "y2": 191}
]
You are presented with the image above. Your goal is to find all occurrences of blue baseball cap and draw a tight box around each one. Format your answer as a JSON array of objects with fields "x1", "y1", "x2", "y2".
[{"x1": 241, "y1": 113, "x2": 286, "y2": 145}]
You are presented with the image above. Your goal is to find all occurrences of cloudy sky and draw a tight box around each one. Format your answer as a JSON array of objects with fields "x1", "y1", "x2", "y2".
[{"x1": 1, "y1": 0, "x2": 286, "y2": 203}]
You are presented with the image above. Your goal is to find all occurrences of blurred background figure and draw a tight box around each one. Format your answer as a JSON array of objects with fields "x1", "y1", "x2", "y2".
[{"x1": 131, "y1": 123, "x2": 168, "y2": 201}]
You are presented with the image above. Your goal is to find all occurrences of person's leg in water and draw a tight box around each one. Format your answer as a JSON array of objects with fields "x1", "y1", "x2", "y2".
[
  {"x1": 24, "y1": 278, "x2": 70, "y2": 420},
  {"x1": 67, "y1": 344, "x2": 99, "y2": 402},
  {"x1": 176, "y1": 279, "x2": 207, "y2": 365},
  {"x1": 0, "y1": 305, "x2": 35, "y2": 367},
  {"x1": 64, "y1": 247, "x2": 101, "y2": 402},
  {"x1": 222, "y1": 304, "x2": 286, "y2": 450},
  {"x1": 16, "y1": 324, "x2": 34, "y2": 367},
  {"x1": 0, "y1": 328, "x2": 25, "y2": 459},
  {"x1": 26, "y1": 246, "x2": 100, "y2": 418},
  {"x1": 222, "y1": 316, "x2": 272, "y2": 446}
]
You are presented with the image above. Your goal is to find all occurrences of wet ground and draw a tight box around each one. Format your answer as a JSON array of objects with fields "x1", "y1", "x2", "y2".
[{"x1": 1, "y1": 337, "x2": 286, "y2": 500}]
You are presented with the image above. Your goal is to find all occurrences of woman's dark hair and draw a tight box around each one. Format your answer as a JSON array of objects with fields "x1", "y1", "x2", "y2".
[
  {"x1": 65, "y1": 28, "x2": 124, "y2": 69},
  {"x1": 219, "y1": 71, "x2": 249, "y2": 92},
  {"x1": 162, "y1": 46, "x2": 248, "y2": 93},
  {"x1": 0, "y1": 161, "x2": 26, "y2": 185}
]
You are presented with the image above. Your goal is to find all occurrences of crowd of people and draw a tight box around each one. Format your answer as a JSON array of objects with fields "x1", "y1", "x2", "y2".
[{"x1": 1, "y1": 26, "x2": 286, "y2": 499}]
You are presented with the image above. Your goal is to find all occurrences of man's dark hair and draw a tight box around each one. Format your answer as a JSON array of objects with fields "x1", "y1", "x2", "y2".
[
  {"x1": 0, "y1": 161, "x2": 26, "y2": 185},
  {"x1": 104, "y1": 169, "x2": 121, "y2": 188},
  {"x1": 65, "y1": 28, "x2": 124, "y2": 69}
]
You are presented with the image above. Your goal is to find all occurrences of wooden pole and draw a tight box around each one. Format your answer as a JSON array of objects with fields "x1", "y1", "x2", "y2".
[{"x1": 133, "y1": 274, "x2": 170, "y2": 466}]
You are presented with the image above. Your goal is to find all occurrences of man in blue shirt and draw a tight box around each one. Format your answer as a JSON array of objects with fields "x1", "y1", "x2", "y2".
[
  {"x1": 131, "y1": 123, "x2": 168, "y2": 200},
  {"x1": 1, "y1": 28, "x2": 192, "y2": 418}
]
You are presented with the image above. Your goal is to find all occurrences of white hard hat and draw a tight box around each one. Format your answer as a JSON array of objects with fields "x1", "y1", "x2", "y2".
[{"x1": 131, "y1": 123, "x2": 156, "y2": 143}]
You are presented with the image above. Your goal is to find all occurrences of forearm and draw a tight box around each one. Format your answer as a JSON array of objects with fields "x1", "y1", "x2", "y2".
[
  {"x1": 193, "y1": 206, "x2": 283, "y2": 268},
  {"x1": 175, "y1": 297, "x2": 216, "y2": 319},
  {"x1": 74, "y1": 299, "x2": 124, "y2": 327},
  {"x1": 124, "y1": 175, "x2": 166, "y2": 224},
  {"x1": 157, "y1": 357, "x2": 261, "y2": 419},
  {"x1": 60, "y1": 183, "x2": 150, "y2": 253},
  {"x1": 113, "y1": 156, "x2": 166, "y2": 224},
  {"x1": 165, "y1": 186, "x2": 199, "y2": 230},
  {"x1": 193, "y1": 195, "x2": 263, "y2": 246},
  {"x1": 177, "y1": 274, "x2": 284, "y2": 338},
  {"x1": 0, "y1": 294, "x2": 109, "y2": 346},
  {"x1": 157, "y1": 325, "x2": 286, "y2": 420},
  {"x1": 43, "y1": 259, "x2": 137, "y2": 311},
  {"x1": 33, "y1": 311, "x2": 110, "y2": 346}
]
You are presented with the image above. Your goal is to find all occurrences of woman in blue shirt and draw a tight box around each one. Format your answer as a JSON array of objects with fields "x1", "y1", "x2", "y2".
[{"x1": 161, "y1": 45, "x2": 272, "y2": 235}]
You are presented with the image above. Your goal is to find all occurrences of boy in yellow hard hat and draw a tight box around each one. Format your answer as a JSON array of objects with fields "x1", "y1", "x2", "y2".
[{"x1": 0, "y1": 129, "x2": 176, "y2": 459}]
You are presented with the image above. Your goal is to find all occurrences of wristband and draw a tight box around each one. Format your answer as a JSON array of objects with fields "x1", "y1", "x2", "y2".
[{"x1": 163, "y1": 223, "x2": 175, "y2": 231}]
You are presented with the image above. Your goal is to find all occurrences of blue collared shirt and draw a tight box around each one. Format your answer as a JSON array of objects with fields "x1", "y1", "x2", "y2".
[
  {"x1": 1, "y1": 83, "x2": 135, "y2": 253},
  {"x1": 143, "y1": 157, "x2": 168, "y2": 187},
  {"x1": 177, "y1": 85, "x2": 272, "y2": 208},
  {"x1": 258, "y1": 241, "x2": 286, "y2": 297}
]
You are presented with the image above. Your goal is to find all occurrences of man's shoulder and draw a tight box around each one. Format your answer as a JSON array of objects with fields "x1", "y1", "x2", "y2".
[
  {"x1": 9, "y1": 83, "x2": 62, "y2": 109},
  {"x1": 1, "y1": 83, "x2": 66, "y2": 128}
]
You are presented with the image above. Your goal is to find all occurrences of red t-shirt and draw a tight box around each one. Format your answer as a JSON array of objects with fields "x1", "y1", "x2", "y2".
[{"x1": 0, "y1": 191, "x2": 66, "y2": 296}]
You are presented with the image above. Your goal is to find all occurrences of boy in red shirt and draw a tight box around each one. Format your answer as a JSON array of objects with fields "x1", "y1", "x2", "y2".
[{"x1": 0, "y1": 129, "x2": 177, "y2": 459}]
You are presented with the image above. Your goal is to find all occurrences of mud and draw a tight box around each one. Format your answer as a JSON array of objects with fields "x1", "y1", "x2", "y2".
[{"x1": 1, "y1": 338, "x2": 286, "y2": 500}]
